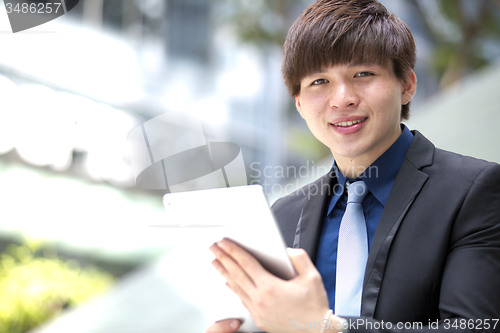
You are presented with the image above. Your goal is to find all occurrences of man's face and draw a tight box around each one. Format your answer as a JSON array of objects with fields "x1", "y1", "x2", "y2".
[{"x1": 295, "y1": 63, "x2": 416, "y2": 167}]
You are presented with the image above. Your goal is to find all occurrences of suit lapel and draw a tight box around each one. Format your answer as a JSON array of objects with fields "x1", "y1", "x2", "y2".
[
  {"x1": 361, "y1": 131, "x2": 434, "y2": 317},
  {"x1": 294, "y1": 169, "x2": 337, "y2": 263}
]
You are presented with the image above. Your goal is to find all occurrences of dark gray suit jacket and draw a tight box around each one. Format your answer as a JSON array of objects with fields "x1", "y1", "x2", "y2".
[{"x1": 271, "y1": 131, "x2": 500, "y2": 332}]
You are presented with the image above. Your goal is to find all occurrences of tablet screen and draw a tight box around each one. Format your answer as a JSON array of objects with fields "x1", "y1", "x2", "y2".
[{"x1": 162, "y1": 185, "x2": 296, "y2": 280}]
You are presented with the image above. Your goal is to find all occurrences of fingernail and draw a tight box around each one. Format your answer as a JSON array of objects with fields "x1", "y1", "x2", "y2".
[{"x1": 229, "y1": 320, "x2": 239, "y2": 329}]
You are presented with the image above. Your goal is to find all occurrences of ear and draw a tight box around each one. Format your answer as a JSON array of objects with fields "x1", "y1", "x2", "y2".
[
  {"x1": 401, "y1": 70, "x2": 417, "y2": 105},
  {"x1": 295, "y1": 95, "x2": 304, "y2": 118}
]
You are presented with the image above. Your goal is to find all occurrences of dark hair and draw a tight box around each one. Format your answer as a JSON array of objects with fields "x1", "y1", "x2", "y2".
[{"x1": 282, "y1": 0, "x2": 416, "y2": 120}]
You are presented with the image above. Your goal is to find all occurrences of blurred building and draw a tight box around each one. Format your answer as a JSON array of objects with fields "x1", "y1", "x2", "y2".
[
  {"x1": 0, "y1": 0, "x2": 289, "y2": 189},
  {"x1": 0, "y1": 4, "x2": 293, "y2": 331},
  {"x1": 0, "y1": 0, "x2": 292, "y2": 257}
]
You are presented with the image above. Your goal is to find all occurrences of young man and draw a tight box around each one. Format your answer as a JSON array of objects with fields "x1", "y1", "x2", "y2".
[{"x1": 207, "y1": 1, "x2": 500, "y2": 332}]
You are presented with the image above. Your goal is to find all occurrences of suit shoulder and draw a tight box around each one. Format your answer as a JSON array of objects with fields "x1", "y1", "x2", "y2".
[
  {"x1": 430, "y1": 148, "x2": 500, "y2": 180},
  {"x1": 409, "y1": 130, "x2": 499, "y2": 179}
]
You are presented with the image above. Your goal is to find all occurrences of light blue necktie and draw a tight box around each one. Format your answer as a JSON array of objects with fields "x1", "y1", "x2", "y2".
[{"x1": 335, "y1": 180, "x2": 369, "y2": 317}]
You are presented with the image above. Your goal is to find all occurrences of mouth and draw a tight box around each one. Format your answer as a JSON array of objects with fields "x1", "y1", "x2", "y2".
[{"x1": 331, "y1": 117, "x2": 368, "y2": 127}]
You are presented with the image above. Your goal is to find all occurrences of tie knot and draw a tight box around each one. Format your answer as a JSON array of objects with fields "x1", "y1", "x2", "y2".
[{"x1": 347, "y1": 181, "x2": 368, "y2": 204}]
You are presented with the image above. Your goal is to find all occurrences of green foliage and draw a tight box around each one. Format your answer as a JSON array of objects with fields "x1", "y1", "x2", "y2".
[
  {"x1": 414, "y1": 0, "x2": 500, "y2": 86},
  {"x1": 0, "y1": 239, "x2": 115, "y2": 333},
  {"x1": 214, "y1": 0, "x2": 305, "y2": 46}
]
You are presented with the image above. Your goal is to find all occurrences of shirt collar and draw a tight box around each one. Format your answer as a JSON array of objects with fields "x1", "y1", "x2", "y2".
[{"x1": 327, "y1": 125, "x2": 414, "y2": 215}]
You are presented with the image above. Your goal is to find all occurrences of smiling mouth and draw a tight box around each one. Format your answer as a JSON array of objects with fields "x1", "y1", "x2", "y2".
[{"x1": 331, "y1": 117, "x2": 368, "y2": 127}]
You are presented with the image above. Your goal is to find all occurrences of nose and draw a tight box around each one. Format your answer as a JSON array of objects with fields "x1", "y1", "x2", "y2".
[{"x1": 328, "y1": 82, "x2": 360, "y2": 109}]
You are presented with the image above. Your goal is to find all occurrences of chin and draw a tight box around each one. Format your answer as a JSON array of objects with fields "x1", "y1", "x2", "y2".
[{"x1": 332, "y1": 146, "x2": 366, "y2": 159}]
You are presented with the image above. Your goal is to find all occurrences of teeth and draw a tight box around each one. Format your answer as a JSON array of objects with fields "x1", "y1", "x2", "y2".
[{"x1": 333, "y1": 119, "x2": 365, "y2": 127}]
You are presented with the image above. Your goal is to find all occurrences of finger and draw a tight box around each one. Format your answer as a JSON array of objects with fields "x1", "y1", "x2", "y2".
[
  {"x1": 210, "y1": 242, "x2": 257, "y2": 292},
  {"x1": 226, "y1": 282, "x2": 257, "y2": 322},
  {"x1": 205, "y1": 319, "x2": 241, "y2": 333},
  {"x1": 226, "y1": 280, "x2": 251, "y2": 304},
  {"x1": 212, "y1": 259, "x2": 229, "y2": 278},
  {"x1": 286, "y1": 248, "x2": 316, "y2": 275},
  {"x1": 217, "y1": 238, "x2": 274, "y2": 285},
  {"x1": 213, "y1": 260, "x2": 252, "y2": 303}
]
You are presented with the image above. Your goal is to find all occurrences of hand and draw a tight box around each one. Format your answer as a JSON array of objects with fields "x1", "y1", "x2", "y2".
[
  {"x1": 209, "y1": 239, "x2": 334, "y2": 333},
  {"x1": 205, "y1": 319, "x2": 241, "y2": 333}
]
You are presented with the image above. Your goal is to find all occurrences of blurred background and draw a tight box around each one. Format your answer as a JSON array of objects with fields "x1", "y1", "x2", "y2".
[{"x1": 0, "y1": 0, "x2": 499, "y2": 332}]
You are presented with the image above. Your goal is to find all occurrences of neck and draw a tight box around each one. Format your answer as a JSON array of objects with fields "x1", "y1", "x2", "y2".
[{"x1": 334, "y1": 156, "x2": 375, "y2": 179}]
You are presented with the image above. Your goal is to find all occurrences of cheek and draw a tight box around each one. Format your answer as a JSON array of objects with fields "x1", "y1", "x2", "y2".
[
  {"x1": 372, "y1": 84, "x2": 402, "y2": 118},
  {"x1": 300, "y1": 95, "x2": 324, "y2": 118}
]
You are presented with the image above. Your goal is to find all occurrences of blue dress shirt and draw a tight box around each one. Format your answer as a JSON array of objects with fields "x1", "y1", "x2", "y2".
[{"x1": 316, "y1": 125, "x2": 414, "y2": 310}]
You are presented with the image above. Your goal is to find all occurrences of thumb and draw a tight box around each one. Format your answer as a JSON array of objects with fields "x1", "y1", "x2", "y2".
[
  {"x1": 287, "y1": 248, "x2": 315, "y2": 275},
  {"x1": 206, "y1": 319, "x2": 241, "y2": 333}
]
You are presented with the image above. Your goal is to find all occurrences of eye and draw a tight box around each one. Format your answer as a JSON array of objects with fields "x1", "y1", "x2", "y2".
[
  {"x1": 311, "y1": 78, "x2": 328, "y2": 85},
  {"x1": 354, "y1": 72, "x2": 374, "y2": 78}
]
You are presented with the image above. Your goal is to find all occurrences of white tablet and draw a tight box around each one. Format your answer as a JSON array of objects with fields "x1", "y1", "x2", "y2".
[{"x1": 162, "y1": 185, "x2": 297, "y2": 332}]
